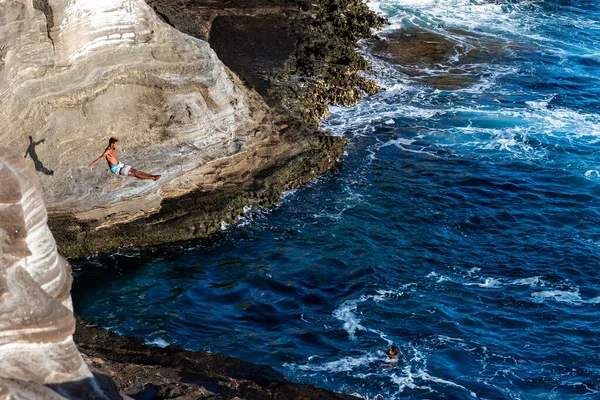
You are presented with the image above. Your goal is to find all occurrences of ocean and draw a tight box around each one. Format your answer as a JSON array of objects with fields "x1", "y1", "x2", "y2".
[{"x1": 72, "y1": 1, "x2": 600, "y2": 398}]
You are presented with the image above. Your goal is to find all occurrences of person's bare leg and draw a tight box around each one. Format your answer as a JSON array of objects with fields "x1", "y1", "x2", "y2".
[{"x1": 128, "y1": 168, "x2": 161, "y2": 181}]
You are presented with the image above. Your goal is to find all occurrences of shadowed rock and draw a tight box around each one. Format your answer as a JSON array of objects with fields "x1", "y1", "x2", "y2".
[
  {"x1": 74, "y1": 317, "x2": 356, "y2": 400},
  {"x1": 24, "y1": 136, "x2": 54, "y2": 175},
  {"x1": 146, "y1": 0, "x2": 386, "y2": 125}
]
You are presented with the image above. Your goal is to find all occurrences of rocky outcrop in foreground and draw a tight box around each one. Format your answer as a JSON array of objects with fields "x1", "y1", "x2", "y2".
[
  {"x1": 0, "y1": 148, "x2": 121, "y2": 399},
  {"x1": 0, "y1": 148, "x2": 355, "y2": 399}
]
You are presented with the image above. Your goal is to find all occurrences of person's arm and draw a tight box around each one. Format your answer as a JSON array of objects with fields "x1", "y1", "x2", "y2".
[{"x1": 88, "y1": 150, "x2": 108, "y2": 169}]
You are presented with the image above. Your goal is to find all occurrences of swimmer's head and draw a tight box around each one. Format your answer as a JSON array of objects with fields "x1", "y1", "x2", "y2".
[{"x1": 386, "y1": 345, "x2": 399, "y2": 359}]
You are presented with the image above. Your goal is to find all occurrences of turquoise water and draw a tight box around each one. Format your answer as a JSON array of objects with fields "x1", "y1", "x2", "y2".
[{"x1": 72, "y1": 1, "x2": 600, "y2": 398}]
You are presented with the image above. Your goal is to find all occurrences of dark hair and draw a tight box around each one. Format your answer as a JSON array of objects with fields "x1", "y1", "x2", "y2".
[
  {"x1": 109, "y1": 137, "x2": 119, "y2": 145},
  {"x1": 388, "y1": 346, "x2": 399, "y2": 355}
]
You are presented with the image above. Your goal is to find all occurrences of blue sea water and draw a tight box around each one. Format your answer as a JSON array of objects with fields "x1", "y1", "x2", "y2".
[{"x1": 72, "y1": 1, "x2": 600, "y2": 398}]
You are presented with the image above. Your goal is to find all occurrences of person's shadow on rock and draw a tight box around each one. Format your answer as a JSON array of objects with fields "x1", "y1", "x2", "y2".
[{"x1": 24, "y1": 135, "x2": 54, "y2": 176}]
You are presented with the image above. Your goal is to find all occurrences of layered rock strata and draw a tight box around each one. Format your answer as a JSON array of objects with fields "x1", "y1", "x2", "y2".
[
  {"x1": 1, "y1": 0, "x2": 269, "y2": 208},
  {"x1": 0, "y1": 148, "x2": 121, "y2": 399},
  {"x1": 51, "y1": 126, "x2": 344, "y2": 258},
  {"x1": 0, "y1": 0, "x2": 349, "y2": 257}
]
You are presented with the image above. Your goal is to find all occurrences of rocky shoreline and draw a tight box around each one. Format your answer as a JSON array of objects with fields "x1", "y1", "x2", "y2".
[
  {"x1": 75, "y1": 317, "x2": 355, "y2": 399},
  {"x1": 147, "y1": 0, "x2": 386, "y2": 126}
]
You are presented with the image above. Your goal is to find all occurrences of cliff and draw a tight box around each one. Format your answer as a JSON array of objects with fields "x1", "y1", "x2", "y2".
[
  {"x1": 0, "y1": 0, "x2": 349, "y2": 258},
  {"x1": 0, "y1": 0, "x2": 384, "y2": 397}
]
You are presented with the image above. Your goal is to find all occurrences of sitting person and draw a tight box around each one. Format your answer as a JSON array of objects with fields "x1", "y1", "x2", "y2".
[{"x1": 88, "y1": 137, "x2": 161, "y2": 181}]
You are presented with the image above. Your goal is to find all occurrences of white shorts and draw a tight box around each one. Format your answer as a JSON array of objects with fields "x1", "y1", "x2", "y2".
[{"x1": 119, "y1": 164, "x2": 132, "y2": 175}]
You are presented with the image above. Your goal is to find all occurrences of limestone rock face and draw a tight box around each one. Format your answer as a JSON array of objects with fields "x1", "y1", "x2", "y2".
[
  {"x1": 0, "y1": 0, "x2": 270, "y2": 222},
  {"x1": 0, "y1": 148, "x2": 119, "y2": 399}
]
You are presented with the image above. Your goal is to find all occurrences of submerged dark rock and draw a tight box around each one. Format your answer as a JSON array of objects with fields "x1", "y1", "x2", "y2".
[{"x1": 366, "y1": 28, "x2": 510, "y2": 90}]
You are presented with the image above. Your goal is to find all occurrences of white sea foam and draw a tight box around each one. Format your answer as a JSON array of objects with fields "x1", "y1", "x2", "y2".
[
  {"x1": 373, "y1": 288, "x2": 409, "y2": 302},
  {"x1": 382, "y1": 138, "x2": 416, "y2": 148},
  {"x1": 428, "y1": 270, "x2": 600, "y2": 306},
  {"x1": 388, "y1": 346, "x2": 477, "y2": 397},
  {"x1": 429, "y1": 270, "x2": 547, "y2": 290},
  {"x1": 588, "y1": 297, "x2": 600, "y2": 304},
  {"x1": 512, "y1": 277, "x2": 544, "y2": 286},
  {"x1": 287, "y1": 332, "x2": 484, "y2": 400},
  {"x1": 333, "y1": 299, "x2": 366, "y2": 340},
  {"x1": 289, "y1": 353, "x2": 380, "y2": 372},
  {"x1": 367, "y1": 0, "x2": 543, "y2": 43},
  {"x1": 531, "y1": 289, "x2": 600, "y2": 305},
  {"x1": 477, "y1": 278, "x2": 502, "y2": 288},
  {"x1": 526, "y1": 94, "x2": 556, "y2": 110},
  {"x1": 417, "y1": 370, "x2": 477, "y2": 398},
  {"x1": 332, "y1": 287, "x2": 411, "y2": 340},
  {"x1": 147, "y1": 338, "x2": 170, "y2": 348},
  {"x1": 389, "y1": 367, "x2": 431, "y2": 392}
]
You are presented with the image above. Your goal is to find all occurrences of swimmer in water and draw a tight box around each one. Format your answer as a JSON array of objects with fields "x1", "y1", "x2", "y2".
[
  {"x1": 386, "y1": 345, "x2": 400, "y2": 360},
  {"x1": 377, "y1": 345, "x2": 400, "y2": 370}
]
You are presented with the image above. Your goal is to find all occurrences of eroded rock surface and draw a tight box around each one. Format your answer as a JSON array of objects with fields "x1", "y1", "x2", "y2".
[
  {"x1": 0, "y1": 148, "x2": 121, "y2": 399},
  {"x1": 0, "y1": 0, "x2": 350, "y2": 256},
  {"x1": 1, "y1": 0, "x2": 272, "y2": 234}
]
